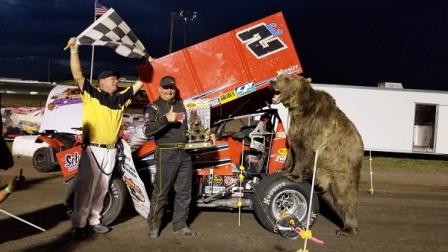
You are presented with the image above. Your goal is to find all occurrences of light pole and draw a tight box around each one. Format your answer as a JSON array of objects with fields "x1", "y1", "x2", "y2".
[
  {"x1": 179, "y1": 10, "x2": 198, "y2": 48},
  {"x1": 168, "y1": 10, "x2": 198, "y2": 53},
  {"x1": 169, "y1": 11, "x2": 177, "y2": 54}
]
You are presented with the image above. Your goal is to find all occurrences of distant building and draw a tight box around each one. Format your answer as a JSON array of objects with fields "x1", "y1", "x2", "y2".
[
  {"x1": 0, "y1": 78, "x2": 57, "y2": 96},
  {"x1": 0, "y1": 77, "x2": 147, "y2": 108},
  {"x1": 378, "y1": 81, "x2": 404, "y2": 89}
]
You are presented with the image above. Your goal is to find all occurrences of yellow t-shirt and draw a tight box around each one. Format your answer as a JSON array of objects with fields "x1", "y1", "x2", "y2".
[{"x1": 81, "y1": 80, "x2": 133, "y2": 145}]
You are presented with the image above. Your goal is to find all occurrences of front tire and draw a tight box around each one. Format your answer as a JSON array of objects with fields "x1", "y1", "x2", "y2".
[
  {"x1": 32, "y1": 147, "x2": 58, "y2": 172},
  {"x1": 253, "y1": 173, "x2": 319, "y2": 238},
  {"x1": 64, "y1": 176, "x2": 129, "y2": 226}
]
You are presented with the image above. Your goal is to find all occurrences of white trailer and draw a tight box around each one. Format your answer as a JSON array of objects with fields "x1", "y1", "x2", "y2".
[{"x1": 274, "y1": 84, "x2": 448, "y2": 155}]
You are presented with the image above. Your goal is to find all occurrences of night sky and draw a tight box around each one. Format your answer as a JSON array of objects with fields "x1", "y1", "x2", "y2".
[{"x1": 0, "y1": 0, "x2": 447, "y2": 91}]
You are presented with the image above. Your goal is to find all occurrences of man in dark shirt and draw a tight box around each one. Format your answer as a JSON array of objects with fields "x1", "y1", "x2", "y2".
[{"x1": 143, "y1": 75, "x2": 197, "y2": 238}]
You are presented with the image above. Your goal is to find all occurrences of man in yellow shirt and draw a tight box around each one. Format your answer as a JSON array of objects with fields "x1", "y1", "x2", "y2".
[{"x1": 66, "y1": 37, "x2": 151, "y2": 239}]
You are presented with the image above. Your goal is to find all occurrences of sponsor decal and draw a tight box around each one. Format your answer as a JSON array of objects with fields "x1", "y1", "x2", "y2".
[
  {"x1": 123, "y1": 163, "x2": 139, "y2": 178},
  {"x1": 235, "y1": 82, "x2": 256, "y2": 97},
  {"x1": 47, "y1": 88, "x2": 82, "y2": 111},
  {"x1": 236, "y1": 22, "x2": 287, "y2": 59},
  {"x1": 276, "y1": 64, "x2": 300, "y2": 75},
  {"x1": 270, "y1": 148, "x2": 287, "y2": 163},
  {"x1": 275, "y1": 155, "x2": 287, "y2": 163},
  {"x1": 224, "y1": 176, "x2": 237, "y2": 186},
  {"x1": 277, "y1": 148, "x2": 288, "y2": 156},
  {"x1": 209, "y1": 176, "x2": 223, "y2": 185},
  {"x1": 219, "y1": 90, "x2": 237, "y2": 104},
  {"x1": 64, "y1": 152, "x2": 81, "y2": 171},
  {"x1": 186, "y1": 103, "x2": 197, "y2": 110},
  {"x1": 210, "y1": 98, "x2": 221, "y2": 107},
  {"x1": 123, "y1": 176, "x2": 145, "y2": 202},
  {"x1": 205, "y1": 186, "x2": 225, "y2": 194}
]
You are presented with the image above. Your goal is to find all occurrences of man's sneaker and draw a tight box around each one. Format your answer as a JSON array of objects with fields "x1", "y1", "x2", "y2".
[
  {"x1": 173, "y1": 227, "x2": 198, "y2": 236},
  {"x1": 72, "y1": 227, "x2": 85, "y2": 240},
  {"x1": 148, "y1": 227, "x2": 160, "y2": 238},
  {"x1": 89, "y1": 223, "x2": 111, "y2": 234}
]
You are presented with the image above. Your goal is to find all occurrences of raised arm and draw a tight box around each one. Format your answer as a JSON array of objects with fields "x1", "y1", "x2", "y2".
[
  {"x1": 132, "y1": 80, "x2": 144, "y2": 95},
  {"x1": 66, "y1": 37, "x2": 85, "y2": 90},
  {"x1": 132, "y1": 56, "x2": 155, "y2": 95}
]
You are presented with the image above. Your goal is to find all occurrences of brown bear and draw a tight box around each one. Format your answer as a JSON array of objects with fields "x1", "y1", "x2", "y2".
[{"x1": 270, "y1": 74, "x2": 364, "y2": 236}]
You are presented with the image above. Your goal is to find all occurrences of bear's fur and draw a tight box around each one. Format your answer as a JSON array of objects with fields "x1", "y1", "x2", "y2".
[{"x1": 270, "y1": 74, "x2": 364, "y2": 236}]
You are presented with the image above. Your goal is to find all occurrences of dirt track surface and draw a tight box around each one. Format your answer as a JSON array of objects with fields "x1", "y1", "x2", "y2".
[{"x1": 1, "y1": 156, "x2": 447, "y2": 252}]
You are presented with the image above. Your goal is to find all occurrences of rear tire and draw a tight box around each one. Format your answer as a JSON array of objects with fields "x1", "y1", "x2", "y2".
[
  {"x1": 64, "y1": 176, "x2": 129, "y2": 226},
  {"x1": 32, "y1": 147, "x2": 58, "y2": 172},
  {"x1": 101, "y1": 177, "x2": 128, "y2": 226},
  {"x1": 253, "y1": 173, "x2": 319, "y2": 236}
]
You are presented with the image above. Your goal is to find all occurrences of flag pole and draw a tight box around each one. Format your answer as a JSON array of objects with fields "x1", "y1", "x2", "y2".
[
  {"x1": 0, "y1": 208, "x2": 46, "y2": 232},
  {"x1": 89, "y1": 1, "x2": 97, "y2": 84},
  {"x1": 89, "y1": 43, "x2": 95, "y2": 84}
]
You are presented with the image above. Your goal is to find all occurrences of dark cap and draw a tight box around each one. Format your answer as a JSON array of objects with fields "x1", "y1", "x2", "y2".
[
  {"x1": 97, "y1": 70, "x2": 121, "y2": 80},
  {"x1": 160, "y1": 75, "x2": 176, "y2": 88}
]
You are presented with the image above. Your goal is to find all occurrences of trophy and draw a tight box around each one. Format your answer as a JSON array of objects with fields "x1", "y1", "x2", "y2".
[{"x1": 184, "y1": 99, "x2": 212, "y2": 149}]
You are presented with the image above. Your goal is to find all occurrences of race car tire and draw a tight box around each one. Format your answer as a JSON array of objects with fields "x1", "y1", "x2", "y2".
[
  {"x1": 252, "y1": 173, "x2": 319, "y2": 235},
  {"x1": 32, "y1": 147, "x2": 58, "y2": 172},
  {"x1": 64, "y1": 176, "x2": 129, "y2": 226}
]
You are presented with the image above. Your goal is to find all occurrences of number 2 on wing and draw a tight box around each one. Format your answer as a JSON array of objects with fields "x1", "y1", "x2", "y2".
[{"x1": 236, "y1": 22, "x2": 287, "y2": 59}]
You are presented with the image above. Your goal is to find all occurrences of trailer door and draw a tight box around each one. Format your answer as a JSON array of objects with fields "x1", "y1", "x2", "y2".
[{"x1": 435, "y1": 105, "x2": 448, "y2": 154}]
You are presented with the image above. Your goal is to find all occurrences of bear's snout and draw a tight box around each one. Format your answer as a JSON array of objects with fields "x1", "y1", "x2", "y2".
[
  {"x1": 269, "y1": 80, "x2": 280, "y2": 93},
  {"x1": 269, "y1": 80, "x2": 276, "y2": 89}
]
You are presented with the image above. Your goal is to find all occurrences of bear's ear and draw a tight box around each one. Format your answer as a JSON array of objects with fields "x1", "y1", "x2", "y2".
[{"x1": 306, "y1": 77, "x2": 312, "y2": 83}]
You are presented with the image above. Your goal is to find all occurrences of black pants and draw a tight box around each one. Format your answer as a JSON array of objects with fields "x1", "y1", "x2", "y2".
[{"x1": 147, "y1": 147, "x2": 192, "y2": 231}]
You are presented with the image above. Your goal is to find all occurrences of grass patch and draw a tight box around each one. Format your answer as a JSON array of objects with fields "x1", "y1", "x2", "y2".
[{"x1": 363, "y1": 155, "x2": 448, "y2": 173}]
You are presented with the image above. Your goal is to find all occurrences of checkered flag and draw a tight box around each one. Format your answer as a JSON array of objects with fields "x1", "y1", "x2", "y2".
[{"x1": 77, "y1": 8, "x2": 148, "y2": 59}]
